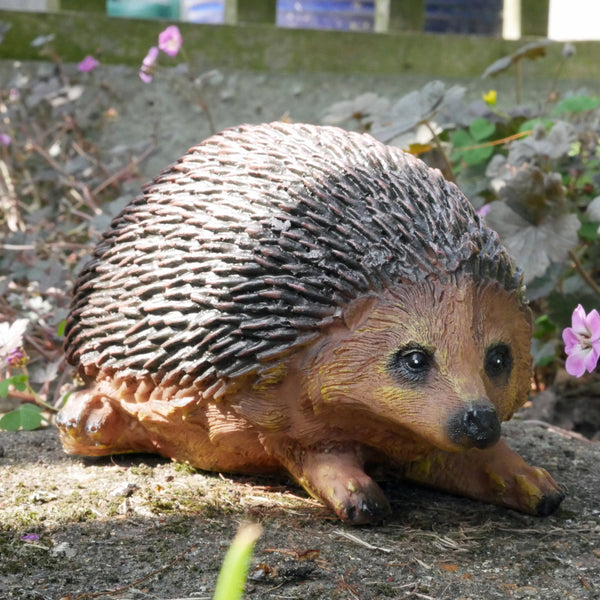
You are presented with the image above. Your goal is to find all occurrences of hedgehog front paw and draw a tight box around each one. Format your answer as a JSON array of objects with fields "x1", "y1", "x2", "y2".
[
  {"x1": 291, "y1": 446, "x2": 391, "y2": 524},
  {"x1": 401, "y1": 438, "x2": 564, "y2": 516},
  {"x1": 329, "y1": 476, "x2": 391, "y2": 524}
]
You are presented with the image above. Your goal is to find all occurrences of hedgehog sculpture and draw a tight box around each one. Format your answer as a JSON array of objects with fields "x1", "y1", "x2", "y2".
[{"x1": 57, "y1": 122, "x2": 564, "y2": 524}]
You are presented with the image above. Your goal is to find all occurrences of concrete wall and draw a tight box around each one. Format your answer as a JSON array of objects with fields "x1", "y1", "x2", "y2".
[{"x1": 0, "y1": 7, "x2": 595, "y2": 79}]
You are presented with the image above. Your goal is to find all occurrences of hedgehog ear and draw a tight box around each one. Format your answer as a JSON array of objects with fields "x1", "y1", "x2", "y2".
[{"x1": 342, "y1": 295, "x2": 379, "y2": 331}]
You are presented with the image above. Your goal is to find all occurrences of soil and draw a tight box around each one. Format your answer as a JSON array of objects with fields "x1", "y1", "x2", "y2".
[{"x1": 1, "y1": 418, "x2": 599, "y2": 600}]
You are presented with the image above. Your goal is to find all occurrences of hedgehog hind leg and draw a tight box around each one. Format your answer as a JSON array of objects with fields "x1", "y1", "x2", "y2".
[{"x1": 56, "y1": 386, "x2": 156, "y2": 457}]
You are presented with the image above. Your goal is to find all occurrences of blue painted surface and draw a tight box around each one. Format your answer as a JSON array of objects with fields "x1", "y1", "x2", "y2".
[
  {"x1": 276, "y1": 1, "x2": 375, "y2": 32},
  {"x1": 107, "y1": 0, "x2": 181, "y2": 20},
  {"x1": 106, "y1": 0, "x2": 378, "y2": 29},
  {"x1": 424, "y1": 0, "x2": 503, "y2": 35}
]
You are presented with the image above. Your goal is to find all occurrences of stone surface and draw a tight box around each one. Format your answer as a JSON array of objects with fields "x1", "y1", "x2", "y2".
[{"x1": 0, "y1": 420, "x2": 598, "y2": 599}]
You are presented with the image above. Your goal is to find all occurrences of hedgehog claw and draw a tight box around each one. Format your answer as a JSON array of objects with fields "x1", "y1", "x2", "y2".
[
  {"x1": 536, "y1": 489, "x2": 565, "y2": 516},
  {"x1": 338, "y1": 488, "x2": 391, "y2": 525}
]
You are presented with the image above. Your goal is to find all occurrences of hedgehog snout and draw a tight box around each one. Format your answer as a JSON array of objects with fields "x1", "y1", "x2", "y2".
[{"x1": 446, "y1": 401, "x2": 501, "y2": 450}]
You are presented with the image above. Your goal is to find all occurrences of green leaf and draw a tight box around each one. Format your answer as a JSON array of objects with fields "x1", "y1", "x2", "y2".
[
  {"x1": 554, "y1": 95, "x2": 599, "y2": 115},
  {"x1": 0, "y1": 404, "x2": 44, "y2": 431},
  {"x1": 518, "y1": 118, "x2": 553, "y2": 133},
  {"x1": 531, "y1": 338, "x2": 557, "y2": 368},
  {"x1": 533, "y1": 315, "x2": 557, "y2": 339},
  {"x1": 469, "y1": 118, "x2": 495, "y2": 142},
  {"x1": 576, "y1": 172, "x2": 594, "y2": 187},
  {"x1": 579, "y1": 221, "x2": 600, "y2": 241},
  {"x1": 450, "y1": 129, "x2": 473, "y2": 149},
  {"x1": 451, "y1": 126, "x2": 494, "y2": 166},
  {"x1": 59, "y1": 391, "x2": 72, "y2": 407},
  {"x1": 57, "y1": 319, "x2": 66, "y2": 337},
  {"x1": 0, "y1": 375, "x2": 29, "y2": 398},
  {"x1": 10, "y1": 374, "x2": 29, "y2": 392},
  {"x1": 462, "y1": 145, "x2": 494, "y2": 166}
]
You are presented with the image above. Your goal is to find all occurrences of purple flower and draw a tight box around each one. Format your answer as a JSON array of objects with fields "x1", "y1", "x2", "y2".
[
  {"x1": 139, "y1": 46, "x2": 159, "y2": 83},
  {"x1": 21, "y1": 533, "x2": 40, "y2": 542},
  {"x1": 158, "y1": 25, "x2": 182, "y2": 57},
  {"x1": 78, "y1": 55, "x2": 99, "y2": 73},
  {"x1": 562, "y1": 304, "x2": 600, "y2": 377},
  {"x1": 0, "y1": 133, "x2": 11, "y2": 146},
  {"x1": 6, "y1": 348, "x2": 25, "y2": 367}
]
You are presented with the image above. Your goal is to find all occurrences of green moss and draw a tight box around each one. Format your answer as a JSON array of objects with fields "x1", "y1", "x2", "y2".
[
  {"x1": 60, "y1": 0, "x2": 105, "y2": 11},
  {"x1": 149, "y1": 497, "x2": 178, "y2": 512},
  {"x1": 11, "y1": 511, "x2": 43, "y2": 528},
  {"x1": 173, "y1": 461, "x2": 198, "y2": 475},
  {"x1": 129, "y1": 463, "x2": 154, "y2": 477}
]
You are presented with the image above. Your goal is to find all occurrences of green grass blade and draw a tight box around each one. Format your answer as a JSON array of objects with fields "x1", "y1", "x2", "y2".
[{"x1": 212, "y1": 522, "x2": 263, "y2": 600}]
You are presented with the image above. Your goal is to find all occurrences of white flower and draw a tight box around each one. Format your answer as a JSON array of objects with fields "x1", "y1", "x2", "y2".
[{"x1": 0, "y1": 319, "x2": 29, "y2": 361}]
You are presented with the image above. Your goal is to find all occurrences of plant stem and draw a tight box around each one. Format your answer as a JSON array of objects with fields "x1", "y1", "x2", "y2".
[
  {"x1": 6, "y1": 388, "x2": 55, "y2": 413},
  {"x1": 515, "y1": 60, "x2": 522, "y2": 104},
  {"x1": 27, "y1": 385, "x2": 58, "y2": 413},
  {"x1": 213, "y1": 522, "x2": 262, "y2": 600},
  {"x1": 569, "y1": 249, "x2": 600, "y2": 300},
  {"x1": 547, "y1": 57, "x2": 567, "y2": 104},
  {"x1": 19, "y1": 366, "x2": 59, "y2": 413},
  {"x1": 455, "y1": 130, "x2": 531, "y2": 153},
  {"x1": 179, "y1": 46, "x2": 216, "y2": 135},
  {"x1": 423, "y1": 120, "x2": 455, "y2": 183}
]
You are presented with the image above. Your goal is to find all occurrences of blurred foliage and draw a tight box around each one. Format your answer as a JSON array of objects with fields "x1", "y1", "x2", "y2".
[
  {"x1": 324, "y1": 40, "x2": 600, "y2": 383},
  {"x1": 0, "y1": 39, "x2": 154, "y2": 430}
]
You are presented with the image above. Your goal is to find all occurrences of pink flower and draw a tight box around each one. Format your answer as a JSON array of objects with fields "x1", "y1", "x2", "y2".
[
  {"x1": 562, "y1": 304, "x2": 600, "y2": 377},
  {"x1": 158, "y1": 25, "x2": 182, "y2": 57},
  {"x1": 477, "y1": 204, "x2": 491, "y2": 218},
  {"x1": 0, "y1": 133, "x2": 11, "y2": 146},
  {"x1": 139, "y1": 46, "x2": 159, "y2": 83},
  {"x1": 78, "y1": 55, "x2": 99, "y2": 72}
]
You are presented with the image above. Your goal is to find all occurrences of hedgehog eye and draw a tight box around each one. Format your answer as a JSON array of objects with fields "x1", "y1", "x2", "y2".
[
  {"x1": 389, "y1": 345, "x2": 433, "y2": 384},
  {"x1": 484, "y1": 343, "x2": 513, "y2": 383}
]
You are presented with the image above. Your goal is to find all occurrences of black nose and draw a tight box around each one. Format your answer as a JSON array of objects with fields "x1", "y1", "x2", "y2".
[{"x1": 447, "y1": 403, "x2": 501, "y2": 449}]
